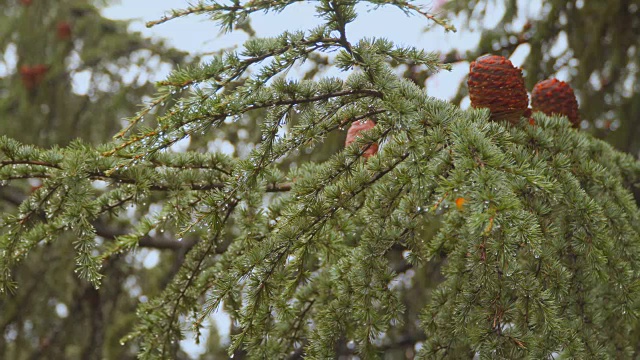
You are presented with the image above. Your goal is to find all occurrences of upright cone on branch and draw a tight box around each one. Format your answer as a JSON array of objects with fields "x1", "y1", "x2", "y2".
[
  {"x1": 345, "y1": 119, "x2": 378, "y2": 159},
  {"x1": 468, "y1": 55, "x2": 529, "y2": 124},
  {"x1": 56, "y1": 22, "x2": 72, "y2": 41},
  {"x1": 19, "y1": 64, "x2": 49, "y2": 91},
  {"x1": 531, "y1": 78, "x2": 580, "y2": 128}
]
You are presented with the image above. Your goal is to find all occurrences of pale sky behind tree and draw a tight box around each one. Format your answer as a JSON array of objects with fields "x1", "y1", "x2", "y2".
[
  {"x1": 102, "y1": 0, "x2": 544, "y2": 103},
  {"x1": 100, "y1": 0, "x2": 543, "y2": 357}
]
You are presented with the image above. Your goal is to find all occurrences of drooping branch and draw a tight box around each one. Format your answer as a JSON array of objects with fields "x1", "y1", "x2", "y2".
[{"x1": 105, "y1": 87, "x2": 384, "y2": 158}]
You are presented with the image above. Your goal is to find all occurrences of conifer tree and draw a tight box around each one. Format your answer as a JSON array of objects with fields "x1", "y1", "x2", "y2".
[{"x1": 1, "y1": 1, "x2": 640, "y2": 359}]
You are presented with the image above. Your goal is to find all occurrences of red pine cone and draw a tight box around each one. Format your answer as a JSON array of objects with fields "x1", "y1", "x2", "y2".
[
  {"x1": 531, "y1": 78, "x2": 580, "y2": 128},
  {"x1": 345, "y1": 119, "x2": 378, "y2": 159},
  {"x1": 19, "y1": 64, "x2": 49, "y2": 91},
  {"x1": 56, "y1": 22, "x2": 72, "y2": 40},
  {"x1": 468, "y1": 55, "x2": 529, "y2": 124}
]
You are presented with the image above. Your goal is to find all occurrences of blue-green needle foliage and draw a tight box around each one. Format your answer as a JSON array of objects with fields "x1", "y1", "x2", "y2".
[{"x1": 1, "y1": 1, "x2": 639, "y2": 359}]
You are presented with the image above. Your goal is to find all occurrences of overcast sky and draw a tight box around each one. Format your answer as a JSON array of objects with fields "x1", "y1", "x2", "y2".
[{"x1": 101, "y1": 0, "x2": 524, "y2": 102}]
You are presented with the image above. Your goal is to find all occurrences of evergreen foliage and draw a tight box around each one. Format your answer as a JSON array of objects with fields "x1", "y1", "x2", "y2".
[{"x1": 1, "y1": 1, "x2": 640, "y2": 359}]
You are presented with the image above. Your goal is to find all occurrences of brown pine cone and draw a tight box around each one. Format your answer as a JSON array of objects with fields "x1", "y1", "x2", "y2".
[
  {"x1": 468, "y1": 55, "x2": 529, "y2": 124},
  {"x1": 345, "y1": 119, "x2": 378, "y2": 159},
  {"x1": 531, "y1": 78, "x2": 580, "y2": 128}
]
